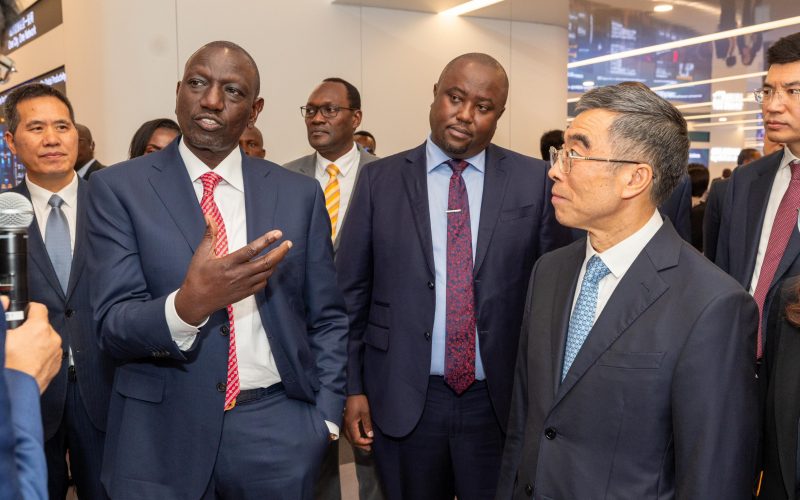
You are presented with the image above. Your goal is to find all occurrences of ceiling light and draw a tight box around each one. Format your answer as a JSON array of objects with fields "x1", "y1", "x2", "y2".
[
  {"x1": 582, "y1": 81, "x2": 595, "y2": 87},
  {"x1": 718, "y1": 117, "x2": 728, "y2": 122},
  {"x1": 439, "y1": 0, "x2": 504, "y2": 16},
  {"x1": 651, "y1": 71, "x2": 766, "y2": 92},
  {"x1": 684, "y1": 109, "x2": 762, "y2": 121},
  {"x1": 690, "y1": 118, "x2": 762, "y2": 128},
  {"x1": 568, "y1": 16, "x2": 800, "y2": 68},
  {"x1": 653, "y1": 4, "x2": 673, "y2": 13}
]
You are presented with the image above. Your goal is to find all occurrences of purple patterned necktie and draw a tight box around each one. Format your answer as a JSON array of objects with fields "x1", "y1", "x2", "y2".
[{"x1": 444, "y1": 159, "x2": 476, "y2": 395}]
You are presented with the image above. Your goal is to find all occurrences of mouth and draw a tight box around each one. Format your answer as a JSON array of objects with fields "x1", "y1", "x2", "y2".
[
  {"x1": 310, "y1": 128, "x2": 329, "y2": 137},
  {"x1": 446, "y1": 125, "x2": 472, "y2": 140},
  {"x1": 194, "y1": 115, "x2": 223, "y2": 132},
  {"x1": 39, "y1": 152, "x2": 66, "y2": 160},
  {"x1": 765, "y1": 120, "x2": 788, "y2": 130}
]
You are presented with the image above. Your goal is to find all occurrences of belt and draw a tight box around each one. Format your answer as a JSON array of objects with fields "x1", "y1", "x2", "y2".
[{"x1": 235, "y1": 382, "x2": 284, "y2": 405}]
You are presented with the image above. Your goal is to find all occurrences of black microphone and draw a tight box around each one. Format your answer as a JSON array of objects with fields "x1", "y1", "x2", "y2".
[{"x1": 0, "y1": 192, "x2": 33, "y2": 328}]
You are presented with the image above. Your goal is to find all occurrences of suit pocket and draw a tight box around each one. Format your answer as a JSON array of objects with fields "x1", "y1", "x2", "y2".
[
  {"x1": 115, "y1": 367, "x2": 165, "y2": 403},
  {"x1": 367, "y1": 301, "x2": 390, "y2": 329},
  {"x1": 499, "y1": 204, "x2": 536, "y2": 222},
  {"x1": 364, "y1": 326, "x2": 389, "y2": 351},
  {"x1": 598, "y1": 351, "x2": 665, "y2": 369}
]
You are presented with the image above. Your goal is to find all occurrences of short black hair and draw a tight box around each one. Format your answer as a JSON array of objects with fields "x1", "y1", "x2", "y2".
[
  {"x1": 687, "y1": 163, "x2": 709, "y2": 197},
  {"x1": 322, "y1": 77, "x2": 361, "y2": 110},
  {"x1": 767, "y1": 32, "x2": 800, "y2": 66},
  {"x1": 539, "y1": 129, "x2": 564, "y2": 161},
  {"x1": 128, "y1": 118, "x2": 181, "y2": 159},
  {"x1": 3, "y1": 83, "x2": 75, "y2": 134},
  {"x1": 354, "y1": 130, "x2": 374, "y2": 141},
  {"x1": 736, "y1": 148, "x2": 760, "y2": 166}
]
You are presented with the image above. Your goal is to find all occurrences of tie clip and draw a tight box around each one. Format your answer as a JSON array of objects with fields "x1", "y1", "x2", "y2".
[{"x1": 446, "y1": 209, "x2": 462, "y2": 213}]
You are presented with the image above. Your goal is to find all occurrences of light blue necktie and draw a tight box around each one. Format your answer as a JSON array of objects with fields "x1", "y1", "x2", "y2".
[
  {"x1": 562, "y1": 255, "x2": 610, "y2": 380},
  {"x1": 45, "y1": 194, "x2": 72, "y2": 293}
]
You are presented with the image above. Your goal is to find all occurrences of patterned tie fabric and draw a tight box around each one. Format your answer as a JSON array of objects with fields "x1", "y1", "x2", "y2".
[
  {"x1": 752, "y1": 159, "x2": 800, "y2": 359},
  {"x1": 45, "y1": 194, "x2": 72, "y2": 293},
  {"x1": 444, "y1": 159, "x2": 477, "y2": 395},
  {"x1": 562, "y1": 255, "x2": 611, "y2": 381},
  {"x1": 199, "y1": 172, "x2": 239, "y2": 410},
  {"x1": 324, "y1": 163, "x2": 340, "y2": 239}
]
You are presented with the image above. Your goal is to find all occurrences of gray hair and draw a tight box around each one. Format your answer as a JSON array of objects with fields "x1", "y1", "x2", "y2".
[{"x1": 574, "y1": 82, "x2": 688, "y2": 206}]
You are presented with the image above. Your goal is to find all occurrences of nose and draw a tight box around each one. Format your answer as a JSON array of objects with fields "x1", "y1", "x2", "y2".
[
  {"x1": 455, "y1": 102, "x2": 474, "y2": 124},
  {"x1": 548, "y1": 161, "x2": 562, "y2": 182},
  {"x1": 200, "y1": 84, "x2": 224, "y2": 111},
  {"x1": 763, "y1": 92, "x2": 785, "y2": 114},
  {"x1": 42, "y1": 126, "x2": 61, "y2": 146},
  {"x1": 310, "y1": 108, "x2": 326, "y2": 124}
]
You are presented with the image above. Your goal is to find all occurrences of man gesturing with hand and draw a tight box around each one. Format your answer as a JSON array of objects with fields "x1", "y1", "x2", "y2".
[{"x1": 87, "y1": 41, "x2": 348, "y2": 500}]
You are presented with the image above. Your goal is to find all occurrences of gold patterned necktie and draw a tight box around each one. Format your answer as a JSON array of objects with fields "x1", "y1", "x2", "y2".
[{"x1": 324, "y1": 163, "x2": 340, "y2": 239}]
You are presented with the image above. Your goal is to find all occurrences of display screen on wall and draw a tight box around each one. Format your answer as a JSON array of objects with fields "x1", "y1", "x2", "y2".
[
  {"x1": 568, "y1": 0, "x2": 712, "y2": 103},
  {"x1": 0, "y1": 65, "x2": 66, "y2": 188},
  {"x1": 689, "y1": 148, "x2": 710, "y2": 167},
  {"x1": 1, "y1": 0, "x2": 62, "y2": 54}
]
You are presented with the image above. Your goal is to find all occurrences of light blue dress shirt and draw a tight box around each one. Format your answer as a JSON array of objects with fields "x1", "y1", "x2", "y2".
[{"x1": 426, "y1": 137, "x2": 486, "y2": 380}]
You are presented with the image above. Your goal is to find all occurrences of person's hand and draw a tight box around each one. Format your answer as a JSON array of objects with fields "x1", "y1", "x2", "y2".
[
  {"x1": 344, "y1": 394, "x2": 374, "y2": 451},
  {"x1": 175, "y1": 215, "x2": 292, "y2": 325},
  {"x1": 4, "y1": 302, "x2": 62, "y2": 394}
]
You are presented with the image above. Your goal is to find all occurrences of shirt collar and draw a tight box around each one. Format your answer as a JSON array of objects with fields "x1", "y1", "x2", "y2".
[
  {"x1": 315, "y1": 142, "x2": 358, "y2": 177},
  {"x1": 584, "y1": 210, "x2": 663, "y2": 279},
  {"x1": 25, "y1": 171, "x2": 79, "y2": 209},
  {"x1": 178, "y1": 137, "x2": 244, "y2": 192},
  {"x1": 76, "y1": 158, "x2": 96, "y2": 177},
  {"x1": 779, "y1": 145, "x2": 800, "y2": 170},
  {"x1": 425, "y1": 135, "x2": 486, "y2": 174}
]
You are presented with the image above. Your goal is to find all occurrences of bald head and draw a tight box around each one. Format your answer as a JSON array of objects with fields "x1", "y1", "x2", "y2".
[
  {"x1": 74, "y1": 123, "x2": 95, "y2": 168},
  {"x1": 437, "y1": 53, "x2": 509, "y2": 107},
  {"x1": 186, "y1": 41, "x2": 261, "y2": 95}
]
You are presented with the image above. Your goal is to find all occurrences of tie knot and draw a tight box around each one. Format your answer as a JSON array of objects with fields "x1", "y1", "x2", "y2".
[
  {"x1": 790, "y1": 160, "x2": 800, "y2": 180},
  {"x1": 446, "y1": 159, "x2": 469, "y2": 176},
  {"x1": 48, "y1": 194, "x2": 64, "y2": 209},
  {"x1": 326, "y1": 163, "x2": 340, "y2": 177},
  {"x1": 200, "y1": 171, "x2": 223, "y2": 195},
  {"x1": 585, "y1": 255, "x2": 610, "y2": 284}
]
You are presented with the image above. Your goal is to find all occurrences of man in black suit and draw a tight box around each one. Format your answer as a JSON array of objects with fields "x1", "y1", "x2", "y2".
[
  {"x1": 497, "y1": 81, "x2": 758, "y2": 500},
  {"x1": 74, "y1": 124, "x2": 105, "y2": 179},
  {"x1": 337, "y1": 53, "x2": 569, "y2": 500},
  {"x1": 4, "y1": 84, "x2": 114, "y2": 499}
]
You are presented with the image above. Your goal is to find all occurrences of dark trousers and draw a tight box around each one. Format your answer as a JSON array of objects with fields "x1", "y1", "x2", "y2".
[
  {"x1": 372, "y1": 377, "x2": 504, "y2": 500},
  {"x1": 314, "y1": 439, "x2": 386, "y2": 500},
  {"x1": 45, "y1": 367, "x2": 109, "y2": 500},
  {"x1": 201, "y1": 387, "x2": 330, "y2": 500}
]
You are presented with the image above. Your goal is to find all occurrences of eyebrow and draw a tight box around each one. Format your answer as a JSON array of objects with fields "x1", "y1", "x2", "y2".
[
  {"x1": 566, "y1": 132, "x2": 591, "y2": 151},
  {"x1": 764, "y1": 81, "x2": 800, "y2": 88}
]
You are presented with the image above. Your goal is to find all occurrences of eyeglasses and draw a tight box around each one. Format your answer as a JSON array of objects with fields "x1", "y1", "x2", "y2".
[
  {"x1": 300, "y1": 105, "x2": 359, "y2": 119},
  {"x1": 549, "y1": 146, "x2": 643, "y2": 174},
  {"x1": 753, "y1": 88, "x2": 800, "y2": 104}
]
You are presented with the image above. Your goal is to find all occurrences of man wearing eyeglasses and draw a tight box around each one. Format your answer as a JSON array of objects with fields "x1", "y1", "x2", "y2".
[
  {"x1": 496, "y1": 81, "x2": 759, "y2": 499},
  {"x1": 284, "y1": 78, "x2": 383, "y2": 500},
  {"x1": 336, "y1": 53, "x2": 570, "y2": 500},
  {"x1": 713, "y1": 32, "x2": 800, "y2": 500}
]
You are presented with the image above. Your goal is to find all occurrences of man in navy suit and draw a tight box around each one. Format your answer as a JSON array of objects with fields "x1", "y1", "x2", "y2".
[
  {"x1": 497, "y1": 81, "x2": 758, "y2": 500},
  {"x1": 87, "y1": 41, "x2": 348, "y2": 499},
  {"x1": 337, "y1": 53, "x2": 570, "y2": 500},
  {"x1": 4, "y1": 83, "x2": 114, "y2": 500}
]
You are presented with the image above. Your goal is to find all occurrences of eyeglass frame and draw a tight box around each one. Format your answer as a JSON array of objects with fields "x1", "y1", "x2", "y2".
[
  {"x1": 549, "y1": 146, "x2": 645, "y2": 175},
  {"x1": 753, "y1": 87, "x2": 800, "y2": 104},
  {"x1": 300, "y1": 104, "x2": 360, "y2": 119}
]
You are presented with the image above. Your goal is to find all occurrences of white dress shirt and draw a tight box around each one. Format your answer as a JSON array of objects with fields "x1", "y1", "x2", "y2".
[
  {"x1": 572, "y1": 210, "x2": 664, "y2": 321},
  {"x1": 748, "y1": 146, "x2": 800, "y2": 295},
  {"x1": 314, "y1": 142, "x2": 359, "y2": 236},
  {"x1": 26, "y1": 171, "x2": 79, "y2": 365},
  {"x1": 76, "y1": 159, "x2": 96, "y2": 179}
]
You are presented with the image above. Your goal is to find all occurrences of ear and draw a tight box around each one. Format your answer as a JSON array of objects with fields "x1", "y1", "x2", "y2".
[
  {"x1": 496, "y1": 106, "x2": 506, "y2": 120},
  {"x1": 620, "y1": 163, "x2": 653, "y2": 201},
  {"x1": 4, "y1": 130, "x2": 16, "y2": 156},
  {"x1": 250, "y1": 97, "x2": 265, "y2": 124},
  {"x1": 352, "y1": 109, "x2": 363, "y2": 130},
  {"x1": 433, "y1": 83, "x2": 438, "y2": 99}
]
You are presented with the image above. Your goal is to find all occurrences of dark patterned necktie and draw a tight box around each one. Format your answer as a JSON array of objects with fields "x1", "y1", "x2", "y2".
[{"x1": 444, "y1": 159, "x2": 476, "y2": 395}]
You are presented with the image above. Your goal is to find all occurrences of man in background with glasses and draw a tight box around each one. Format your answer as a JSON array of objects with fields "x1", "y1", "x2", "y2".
[
  {"x1": 337, "y1": 52, "x2": 570, "y2": 500},
  {"x1": 713, "y1": 32, "x2": 800, "y2": 499},
  {"x1": 497, "y1": 81, "x2": 758, "y2": 499},
  {"x1": 284, "y1": 78, "x2": 383, "y2": 500}
]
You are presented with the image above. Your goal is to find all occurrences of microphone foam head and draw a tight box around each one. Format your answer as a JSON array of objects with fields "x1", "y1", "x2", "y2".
[{"x1": 0, "y1": 192, "x2": 34, "y2": 229}]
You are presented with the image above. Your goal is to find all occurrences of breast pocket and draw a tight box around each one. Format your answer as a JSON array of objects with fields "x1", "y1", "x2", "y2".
[
  {"x1": 499, "y1": 204, "x2": 536, "y2": 222},
  {"x1": 598, "y1": 351, "x2": 665, "y2": 369}
]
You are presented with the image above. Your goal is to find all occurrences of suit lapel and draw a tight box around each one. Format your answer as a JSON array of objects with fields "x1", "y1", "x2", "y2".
[
  {"x1": 333, "y1": 149, "x2": 372, "y2": 249},
  {"x1": 552, "y1": 222, "x2": 676, "y2": 408},
  {"x1": 65, "y1": 179, "x2": 88, "y2": 300},
  {"x1": 742, "y1": 156, "x2": 782, "y2": 286},
  {"x1": 473, "y1": 145, "x2": 508, "y2": 277},
  {"x1": 148, "y1": 142, "x2": 206, "y2": 253},
  {"x1": 243, "y1": 156, "x2": 277, "y2": 316},
  {"x1": 550, "y1": 242, "x2": 585, "y2": 396},
  {"x1": 297, "y1": 155, "x2": 316, "y2": 178},
  {"x1": 15, "y1": 182, "x2": 65, "y2": 299},
  {"x1": 401, "y1": 144, "x2": 435, "y2": 276}
]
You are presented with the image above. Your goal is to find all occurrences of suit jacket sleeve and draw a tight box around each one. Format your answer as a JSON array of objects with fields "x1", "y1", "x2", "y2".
[
  {"x1": 303, "y1": 183, "x2": 350, "y2": 424},
  {"x1": 3, "y1": 369, "x2": 47, "y2": 500},
  {"x1": 336, "y1": 162, "x2": 374, "y2": 396},
  {"x1": 87, "y1": 172, "x2": 186, "y2": 361},
  {"x1": 659, "y1": 174, "x2": 692, "y2": 243},
  {"x1": 703, "y1": 182, "x2": 722, "y2": 262},
  {"x1": 714, "y1": 175, "x2": 737, "y2": 273},
  {"x1": 672, "y1": 288, "x2": 759, "y2": 499}
]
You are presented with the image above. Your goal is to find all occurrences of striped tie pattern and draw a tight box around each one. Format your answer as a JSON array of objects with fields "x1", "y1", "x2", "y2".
[
  {"x1": 324, "y1": 163, "x2": 340, "y2": 239},
  {"x1": 199, "y1": 172, "x2": 240, "y2": 410}
]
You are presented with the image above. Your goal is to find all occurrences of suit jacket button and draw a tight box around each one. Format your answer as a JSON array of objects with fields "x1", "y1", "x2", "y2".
[
  {"x1": 524, "y1": 483, "x2": 533, "y2": 496},
  {"x1": 220, "y1": 325, "x2": 229, "y2": 336},
  {"x1": 65, "y1": 309, "x2": 75, "y2": 318},
  {"x1": 427, "y1": 281, "x2": 434, "y2": 289},
  {"x1": 424, "y1": 331, "x2": 431, "y2": 341},
  {"x1": 544, "y1": 427, "x2": 557, "y2": 440},
  {"x1": 216, "y1": 382, "x2": 226, "y2": 392}
]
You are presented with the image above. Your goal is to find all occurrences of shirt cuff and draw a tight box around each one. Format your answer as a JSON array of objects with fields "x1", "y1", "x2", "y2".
[
  {"x1": 165, "y1": 290, "x2": 209, "y2": 351},
  {"x1": 325, "y1": 420, "x2": 340, "y2": 440}
]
